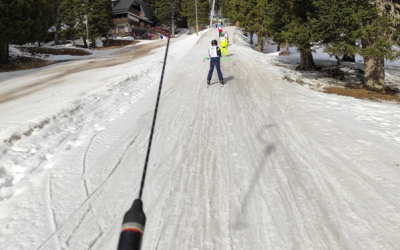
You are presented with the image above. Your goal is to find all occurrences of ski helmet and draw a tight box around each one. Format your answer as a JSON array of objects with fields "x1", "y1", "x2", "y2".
[
  {"x1": 221, "y1": 33, "x2": 225, "y2": 36},
  {"x1": 211, "y1": 40, "x2": 218, "y2": 46}
]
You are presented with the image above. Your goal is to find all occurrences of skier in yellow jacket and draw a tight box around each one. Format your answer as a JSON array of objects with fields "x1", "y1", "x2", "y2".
[{"x1": 220, "y1": 32, "x2": 228, "y2": 56}]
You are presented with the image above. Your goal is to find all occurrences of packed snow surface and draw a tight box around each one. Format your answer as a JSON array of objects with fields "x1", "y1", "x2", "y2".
[{"x1": 0, "y1": 28, "x2": 400, "y2": 250}]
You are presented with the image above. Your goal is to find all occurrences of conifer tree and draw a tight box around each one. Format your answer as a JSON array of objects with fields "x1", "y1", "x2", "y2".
[
  {"x1": 197, "y1": 0, "x2": 211, "y2": 27},
  {"x1": 0, "y1": 0, "x2": 47, "y2": 63},
  {"x1": 58, "y1": 0, "x2": 89, "y2": 47},
  {"x1": 154, "y1": 0, "x2": 182, "y2": 28},
  {"x1": 244, "y1": 0, "x2": 269, "y2": 51},
  {"x1": 266, "y1": 0, "x2": 320, "y2": 70},
  {"x1": 48, "y1": 0, "x2": 63, "y2": 45},
  {"x1": 30, "y1": 0, "x2": 50, "y2": 46},
  {"x1": 311, "y1": 0, "x2": 400, "y2": 91},
  {"x1": 222, "y1": 0, "x2": 269, "y2": 50},
  {"x1": 180, "y1": 0, "x2": 196, "y2": 31},
  {"x1": 180, "y1": 0, "x2": 210, "y2": 30},
  {"x1": 87, "y1": 0, "x2": 112, "y2": 46},
  {"x1": 153, "y1": 0, "x2": 184, "y2": 37}
]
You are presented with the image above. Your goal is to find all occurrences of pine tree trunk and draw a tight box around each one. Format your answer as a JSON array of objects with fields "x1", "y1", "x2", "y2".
[
  {"x1": 256, "y1": 34, "x2": 264, "y2": 52},
  {"x1": 363, "y1": 56, "x2": 385, "y2": 91},
  {"x1": 250, "y1": 33, "x2": 253, "y2": 45},
  {"x1": 6, "y1": 42, "x2": 9, "y2": 61},
  {"x1": 171, "y1": 20, "x2": 175, "y2": 38},
  {"x1": 362, "y1": 39, "x2": 385, "y2": 91},
  {"x1": 277, "y1": 42, "x2": 280, "y2": 51},
  {"x1": 0, "y1": 44, "x2": 7, "y2": 64},
  {"x1": 296, "y1": 49, "x2": 317, "y2": 70},
  {"x1": 83, "y1": 37, "x2": 88, "y2": 48},
  {"x1": 55, "y1": 23, "x2": 61, "y2": 45}
]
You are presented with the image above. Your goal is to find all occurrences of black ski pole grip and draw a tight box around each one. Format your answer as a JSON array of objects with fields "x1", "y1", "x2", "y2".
[{"x1": 117, "y1": 199, "x2": 146, "y2": 250}]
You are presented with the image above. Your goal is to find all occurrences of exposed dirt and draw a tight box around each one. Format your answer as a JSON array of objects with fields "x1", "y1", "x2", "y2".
[
  {"x1": 97, "y1": 40, "x2": 140, "y2": 48},
  {"x1": 18, "y1": 47, "x2": 92, "y2": 56},
  {"x1": 324, "y1": 86, "x2": 400, "y2": 103},
  {"x1": 93, "y1": 40, "x2": 140, "y2": 50},
  {"x1": 0, "y1": 57, "x2": 65, "y2": 72}
]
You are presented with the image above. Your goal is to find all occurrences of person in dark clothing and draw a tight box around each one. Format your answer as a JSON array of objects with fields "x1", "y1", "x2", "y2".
[{"x1": 207, "y1": 39, "x2": 224, "y2": 86}]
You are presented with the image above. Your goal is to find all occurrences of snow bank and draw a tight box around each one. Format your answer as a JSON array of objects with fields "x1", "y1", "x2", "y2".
[{"x1": 233, "y1": 31, "x2": 400, "y2": 94}]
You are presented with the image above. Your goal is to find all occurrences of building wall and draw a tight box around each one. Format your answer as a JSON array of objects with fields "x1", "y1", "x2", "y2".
[{"x1": 111, "y1": 1, "x2": 154, "y2": 36}]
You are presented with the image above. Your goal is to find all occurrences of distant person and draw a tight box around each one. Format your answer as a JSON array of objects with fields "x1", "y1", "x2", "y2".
[
  {"x1": 133, "y1": 33, "x2": 136, "y2": 39},
  {"x1": 220, "y1": 33, "x2": 228, "y2": 56},
  {"x1": 218, "y1": 27, "x2": 222, "y2": 37},
  {"x1": 215, "y1": 23, "x2": 218, "y2": 28},
  {"x1": 207, "y1": 39, "x2": 224, "y2": 86},
  {"x1": 224, "y1": 31, "x2": 229, "y2": 44},
  {"x1": 160, "y1": 34, "x2": 163, "y2": 39},
  {"x1": 149, "y1": 33, "x2": 152, "y2": 40}
]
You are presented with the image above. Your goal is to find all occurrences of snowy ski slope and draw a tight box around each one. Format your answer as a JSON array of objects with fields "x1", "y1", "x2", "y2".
[{"x1": 0, "y1": 28, "x2": 400, "y2": 249}]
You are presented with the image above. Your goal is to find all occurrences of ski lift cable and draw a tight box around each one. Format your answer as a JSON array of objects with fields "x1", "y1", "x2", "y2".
[
  {"x1": 139, "y1": 0, "x2": 177, "y2": 201},
  {"x1": 117, "y1": 1, "x2": 178, "y2": 249}
]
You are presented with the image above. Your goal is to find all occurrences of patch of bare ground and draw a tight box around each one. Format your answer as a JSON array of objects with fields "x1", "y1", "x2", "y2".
[
  {"x1": 93, "y1": 40, "x2": 140, "y2": 51},
  {"x1": 94, "y1": 40, "x2": 140, "y2": 49},
  {"x1": 0, "y1": 57, "x2": 65, "y2": 72},
  {"x1": 18, "y1": 46, "x2": 92, "y2": 55},
  {"x1": 324, "y1": 86, "x2": 400, "y2": 103},
  {"x1": 274, "y1": 63, "x2": 290, "y2": 69}
]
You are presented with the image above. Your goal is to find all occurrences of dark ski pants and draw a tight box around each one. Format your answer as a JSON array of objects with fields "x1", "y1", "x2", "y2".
[{"x1": 207, "y1": 60, "x2": 223, "y2": 80}]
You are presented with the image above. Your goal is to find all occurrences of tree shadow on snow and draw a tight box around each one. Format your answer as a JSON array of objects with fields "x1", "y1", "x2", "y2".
[{"x1": 232, "y1": 124, "x2": 277, "y2": 230}]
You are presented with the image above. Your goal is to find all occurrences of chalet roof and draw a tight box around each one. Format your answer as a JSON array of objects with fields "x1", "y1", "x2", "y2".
[{"x1": 113, "y1": 0, "x2": 153, "y2": 19}]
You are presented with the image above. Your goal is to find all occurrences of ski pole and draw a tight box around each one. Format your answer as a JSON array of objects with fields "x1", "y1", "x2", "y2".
[{"x1": 203, "y1": 57, "x2": 210, "y2": 62}]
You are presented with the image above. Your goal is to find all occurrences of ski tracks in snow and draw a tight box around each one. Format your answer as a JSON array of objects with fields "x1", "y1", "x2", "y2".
[
  {"x1": 1, "y1": 28, "x2": 400, "y2": 250},
  {"x1": 0, "y1": 33, "x2": 203, "y2": 249}
]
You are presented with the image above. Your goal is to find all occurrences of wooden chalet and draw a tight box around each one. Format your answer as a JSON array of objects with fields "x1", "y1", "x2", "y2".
[{"x1": 111, "y1": 0, "x2": 154, "y2": 37}]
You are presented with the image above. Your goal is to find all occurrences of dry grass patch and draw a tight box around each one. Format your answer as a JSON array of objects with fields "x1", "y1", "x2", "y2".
[
  {"x1": 274, "y1": 63, "x2": 290, "y2": 69},
  {"x1": 284, "y1": 76, "x2": 294, "y2": 82},
  {"x1": 296, "y1": 78, "x2": 306, "y2": 85},
  {"x1": 324, "y1": 87, "x2": 400, "y2": 103},
  {"x1": 0, "y1": 57, "x2": 64, "y2": 72}
]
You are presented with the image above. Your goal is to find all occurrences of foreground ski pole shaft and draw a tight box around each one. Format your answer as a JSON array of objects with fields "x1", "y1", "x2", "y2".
[{"x1": 117, "y1": 199, "x2": 146, "y2": 250}]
